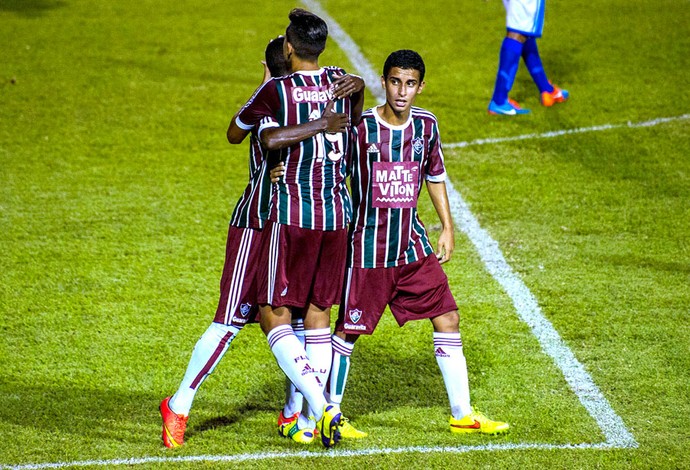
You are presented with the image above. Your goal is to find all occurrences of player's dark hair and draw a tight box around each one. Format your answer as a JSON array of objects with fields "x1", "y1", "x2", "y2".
[
  {"x1": 285, "y1": 8, "x2": 328, "y2": 61},
  {"x1": 383, "y1": 49, "x2": 426, "y2": 82},
  {"x1": 265, "y1": 36, "x2": 289, "y2": 77}
]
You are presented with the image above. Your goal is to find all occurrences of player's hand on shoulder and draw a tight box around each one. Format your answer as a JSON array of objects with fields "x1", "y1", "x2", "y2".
[{"x1": 331, "y1": 74, "x2": 365, "y2": 99}]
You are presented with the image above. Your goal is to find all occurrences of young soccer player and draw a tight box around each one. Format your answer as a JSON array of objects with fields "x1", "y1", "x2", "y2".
[
  {"x1": 329, "y1": 50, "x2": 510, "y2": 434},
  {"x1": 488, "y1": 0, "x2": 569, "y2": 115},
  {"x1": 159, "y1": 36, "x2": 352, "y2": 449},
  {"x1": 233, "y1": 9, "x2": 364, "y2": 448}
]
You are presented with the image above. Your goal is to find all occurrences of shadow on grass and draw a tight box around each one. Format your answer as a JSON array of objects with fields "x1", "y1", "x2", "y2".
[
  {"x1": 0, "y1": 0, "x2": 66, "y2": 17},
  {"x1": 0, "y1": 340, "x2": 447, "y2": 443}
]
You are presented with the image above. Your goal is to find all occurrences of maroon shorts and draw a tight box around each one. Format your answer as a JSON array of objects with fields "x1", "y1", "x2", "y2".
[
  {"x1": 335, "y1": 254, "x2": 458, "y2": 335},
  {"x1": 213, "y1": 225, "x2": 262, "y2": 327},
  {"x1": 256, "y1": 221, "x2": 348, "y2": 310}
]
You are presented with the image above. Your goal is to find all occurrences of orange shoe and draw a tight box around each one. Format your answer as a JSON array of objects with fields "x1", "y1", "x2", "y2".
[
  {"x1": 277, "y1": 410, "x2": 299, "y2": 434},
  {"x1": 160, "y1": 397, "x2": 188, "y2": 448},
  {"x1": 541, "y1": 84, "x2": 569, "y2": 107}
]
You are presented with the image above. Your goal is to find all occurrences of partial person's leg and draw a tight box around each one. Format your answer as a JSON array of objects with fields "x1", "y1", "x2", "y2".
[
  {"x1": 281, "y1": 316, "x2": 305, "y2": 421},
  {"x1": 521, "y1": 36, "x2": 553, "y2": 93},
  {"x1": 431, "y1": 312, "x2": 510, "y2": 434},
  {"x1": 489, "y1": 32, "x2": 530, "y2": 114},
  {"x1": 169, "y1": 322, "x2": 243, "y2": 416},
  {"x1": 430, "y1": 311, "x2": 472, "y2": 419},
  {"x1": 299, "y1": 304, "x2": 333, "y2": 430}
]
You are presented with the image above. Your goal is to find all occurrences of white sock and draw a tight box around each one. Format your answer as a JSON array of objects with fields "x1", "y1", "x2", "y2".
[
  {"x1": 267, "y1": 324, "x2": 326, "y2": 422},
  {"x1": 298, "y1": 327, "x2": 332, "y2": 428},
  {"x1": 434, "y1": 332, "x2": 472, "y2": 419},
  {"x1": 328, "y1": 334, "x2": 354, "y2": 406},
  {"x1": 283, "y1": 318, "x2": 305, "y2": 417},
  {"x1": 169, "y1": 322, "x2": 241, "y2": 416}
]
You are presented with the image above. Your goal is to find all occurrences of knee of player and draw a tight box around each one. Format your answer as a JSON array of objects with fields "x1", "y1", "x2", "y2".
[{"x1": 432, "y1": 310, "x2": 460, "y2": 332}]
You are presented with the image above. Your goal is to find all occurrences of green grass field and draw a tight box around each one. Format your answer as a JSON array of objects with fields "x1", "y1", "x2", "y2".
[{"x1": 1, "y1": 0, "x2": 688, "y2": 468}]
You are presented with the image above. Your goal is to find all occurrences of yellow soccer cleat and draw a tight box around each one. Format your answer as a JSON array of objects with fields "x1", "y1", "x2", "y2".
[
  {"x1": 280, "y1": 417, "x2": 315, "y2": 445},
  {"x1": 340, "y1": 416, "x2": 368, "y2": 439},
  {"x1": 449, "y1": 409, "x2": 510, "y2": 435},
  {"x1": 317, "y1": 405, "x2": 344, "y2": 448}
]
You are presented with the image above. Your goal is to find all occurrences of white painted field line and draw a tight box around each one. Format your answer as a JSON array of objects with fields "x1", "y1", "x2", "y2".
[
  {"x1": 0, "y1": 442, "x2": 630, "y2": 470},
  {"x1": 304, "y1": 0, "x2": 637, "y2": 450},
  {"x1": 446, "y1": 114, "x2": 689, "y2": 149}
]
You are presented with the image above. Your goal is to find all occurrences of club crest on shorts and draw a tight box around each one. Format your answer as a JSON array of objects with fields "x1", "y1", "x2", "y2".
[
  {"x1": 348, "y1": 308, "x2": 362, "y2": 324},
  {"x1": 239, "y1": 303, "x2": 251, "y2": 317},
  {"x1": 412, "y1": 137, "x2": 424, "y2": 154}
]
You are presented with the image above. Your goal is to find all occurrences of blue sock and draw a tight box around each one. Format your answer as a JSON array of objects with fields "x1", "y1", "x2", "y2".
[
  {"x1": 522, "y1": 37, "x2": 553, "y2": 93},
  {"x1": 491, "y1": 37, "x2": 523, "y2": 105}
]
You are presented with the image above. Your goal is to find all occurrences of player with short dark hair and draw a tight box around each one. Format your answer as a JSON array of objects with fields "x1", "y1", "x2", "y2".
[
  {"x1": 328, "y1": 49, "x2": 510, "y2": 435},
  {"x1": 234, "y1": 8, "x2": 364, "y2": 448}
]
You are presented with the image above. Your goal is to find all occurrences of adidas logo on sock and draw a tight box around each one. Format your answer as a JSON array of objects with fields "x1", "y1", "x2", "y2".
[
  {"x1": 435, "y1": 347, "x2": 450, "y2": 358},
  {"x1": 301, "y1": 364, "x2": 316, "y2": 376}
]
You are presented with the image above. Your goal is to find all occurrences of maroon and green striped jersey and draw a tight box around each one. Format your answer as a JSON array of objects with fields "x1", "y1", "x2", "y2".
[
  {"x1": 228, "y1": 128, "x2": 273, "y2": 230},
  {"x1": 349, "y1": 106, "x2": 447, "y2": 268},
  {"x1": 235, "y1": 67, "x2": 353, "y2": 231}
]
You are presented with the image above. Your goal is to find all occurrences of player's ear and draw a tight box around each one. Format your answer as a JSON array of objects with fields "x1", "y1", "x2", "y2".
[
  {"x1": 284, "y1": 41, "x2": 294, "y2": 60},
  {"x1": 380, "y1": 75, "x2": 386, "y2": 89},
  {"x1": 417, "y1": 80, "x2": 426, "y2": 94}
]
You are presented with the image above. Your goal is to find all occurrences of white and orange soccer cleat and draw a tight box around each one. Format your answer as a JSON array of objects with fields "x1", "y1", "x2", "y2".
[{"x1": 541, "y1": 84, "x2": 569, "y2": 107}]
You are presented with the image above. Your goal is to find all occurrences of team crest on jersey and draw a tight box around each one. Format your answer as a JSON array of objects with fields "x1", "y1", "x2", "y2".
[
  {"x1": 412, "y1": 137, "x2": 425, "y2": 154},
  {"x1": 239, "y1": 303, "x2": 252, "y2": 317},
  {"x1": 348, "y1": 308, "x2": 362, "y2": 323}
]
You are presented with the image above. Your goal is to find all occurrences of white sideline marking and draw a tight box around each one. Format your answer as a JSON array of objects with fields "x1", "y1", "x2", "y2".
[
  {"x1": 5, "y1": 2, "x2": 655, "y2": 469},
  {"x1": 0, "y1": 442, "x2": 634, "y2": 470},
  {"x1": 303, "y1": 0, "x2": 638, "y2": 450},
  {"x1": 446, "y1": 114, "x2": 689, "y2": 149}
]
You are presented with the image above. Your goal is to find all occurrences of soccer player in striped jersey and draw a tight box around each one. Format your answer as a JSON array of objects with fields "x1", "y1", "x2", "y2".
[
  {"x1": 488, "y1": 0, "x2": 569, "y2": 115},
  {"x1": 234, "y1": 9, "x2": 364, "y2": 448},
  {"x1": 159, "y1": 36, "x2": 349, "y2": 449},
  {"x1": 328, "y1": 50, "x2": 510, "y2": 434}
]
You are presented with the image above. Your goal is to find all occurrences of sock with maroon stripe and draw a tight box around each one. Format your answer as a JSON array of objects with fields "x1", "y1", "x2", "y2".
[
  {"x1": 267, "y1": 324, "x2": 326, "y2": 423},
  {"x1": 299, "y1": 327, "x2": 332, "y2": 429},
  {"x1": 169, "y1": 322, "x2": 241, "y2": 416},
  {"x1": 434, "y1": 331, "x2": 472, "y2": 419}
]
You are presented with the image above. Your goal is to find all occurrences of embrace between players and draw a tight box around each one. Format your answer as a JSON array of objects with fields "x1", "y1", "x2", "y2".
[{"x1": 160, "y1": 8, "x2": 509, "y2": 450}]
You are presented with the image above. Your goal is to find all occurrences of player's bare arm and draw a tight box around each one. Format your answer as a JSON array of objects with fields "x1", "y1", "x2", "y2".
[
  {"x1": 260, "y1": 100, "x2": 349, "y2": 150},
  {"x1": 426, "y1": 180, "x2": 455, "y2": 264},
  {"x1": 226, "y1": 60, "x2": 277, "y2": 144},
  {"x1": 332, "y1": 74, "x2": 365, "y2": 125}
]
